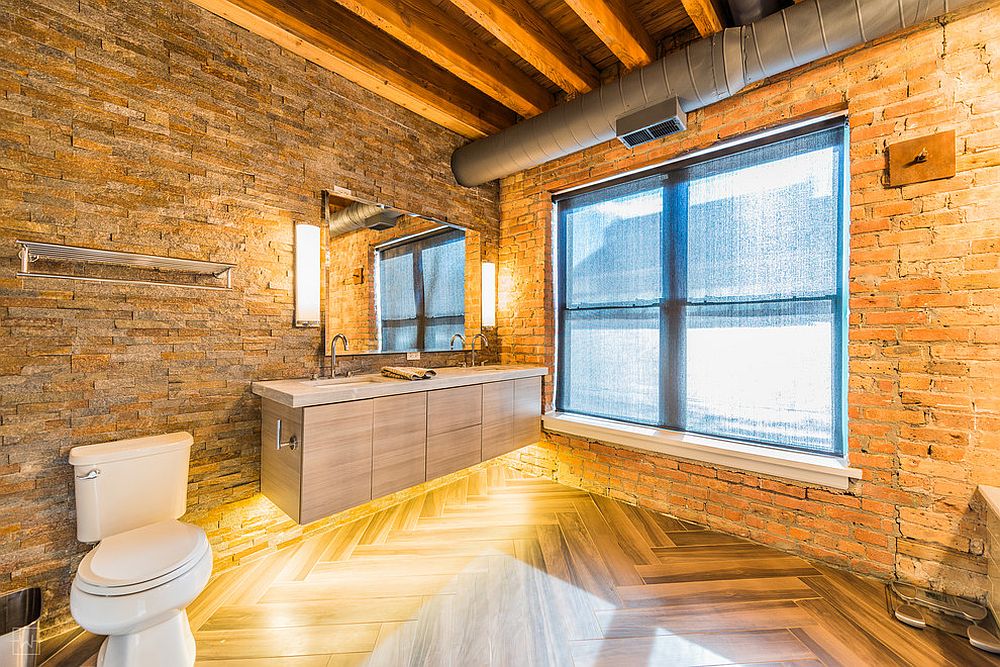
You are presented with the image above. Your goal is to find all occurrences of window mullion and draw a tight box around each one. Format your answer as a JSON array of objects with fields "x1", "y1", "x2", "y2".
[{"x1": 661, "y1": 173, "x2": 687, "y2": 431}]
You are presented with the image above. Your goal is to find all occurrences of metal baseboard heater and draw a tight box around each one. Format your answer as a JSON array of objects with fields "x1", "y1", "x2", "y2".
[{"x1": 451, "y1": 0, "x2": 977, "y2": 186}]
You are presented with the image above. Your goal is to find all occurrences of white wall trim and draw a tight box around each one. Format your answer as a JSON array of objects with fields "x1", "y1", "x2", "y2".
[{"x1": 543, "y1": 412, "x2": 863, "y2": 490}]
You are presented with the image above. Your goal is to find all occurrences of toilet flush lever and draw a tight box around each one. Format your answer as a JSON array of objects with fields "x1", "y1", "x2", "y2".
[
  {"x1": 275, "y1": 419, "x2": 298, "y2": 451},
  {"x1": 77, "y1": 469, "x2": 100, "y2": 480}
]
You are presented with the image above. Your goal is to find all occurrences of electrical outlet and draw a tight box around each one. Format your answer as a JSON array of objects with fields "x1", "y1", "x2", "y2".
[{"x1": 406, "y1": 351, "x2": 420, "y2": 361}]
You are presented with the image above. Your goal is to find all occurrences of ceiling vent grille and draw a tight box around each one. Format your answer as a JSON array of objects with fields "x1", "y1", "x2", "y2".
[{"x1": 616, "y1": 98, "x2": 687, "y2": 149}]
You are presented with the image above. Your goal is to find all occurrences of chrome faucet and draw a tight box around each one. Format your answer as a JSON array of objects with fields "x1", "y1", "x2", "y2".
[
  {"x1": 470, "y1": 332, "x2": 489, "y2": 367},
  {"x1": 450, "y1": 333, "x2": 467, "y2": 366},
  {"x1": 329, "y1": 333, "x2": 349, "y2": 378}
]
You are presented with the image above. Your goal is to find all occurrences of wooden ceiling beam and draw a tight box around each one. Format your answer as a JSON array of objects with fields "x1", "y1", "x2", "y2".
[
  {"x1": 679, "y1": 0, "x2": 724, "y2": 37},
  {"x1": 329, "y1": 0, "x2": 555, "y2": 117},
  {"x1": 187, "y1": 0, "x2": 517, "y2": 138},
  {"x1": 445, "y1": 0, "x2": 600, "y2": 94},
  {"x1": 563, "y1": 0, "x2": 656, "y2": 69}
]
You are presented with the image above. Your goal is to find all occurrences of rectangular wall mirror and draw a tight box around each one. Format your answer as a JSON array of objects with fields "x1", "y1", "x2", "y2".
[{"x1": 324, "y1": 190, "x2": 483, "y2": 354}]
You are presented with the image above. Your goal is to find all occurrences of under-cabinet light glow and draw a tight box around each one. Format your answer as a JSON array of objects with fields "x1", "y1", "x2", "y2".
[
  {"x1": 294, "y1": 224, "x2": 321, "y2": 327},
  {"x1": 482, "y1": 261, "x2": 496, "y2": 328}
]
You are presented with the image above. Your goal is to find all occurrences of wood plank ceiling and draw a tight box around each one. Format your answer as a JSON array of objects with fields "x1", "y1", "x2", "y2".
[{"x1": 189, "y1": 0, "x2": 724, "y2": 138}]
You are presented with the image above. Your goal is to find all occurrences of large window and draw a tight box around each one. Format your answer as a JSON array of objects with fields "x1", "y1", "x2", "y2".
[
  {"x1": 377, "y1": 228, "x2": 465, "y2": 352},
  {"x1": 556, "y1": 121, "x2": 847, "y2": 456}
]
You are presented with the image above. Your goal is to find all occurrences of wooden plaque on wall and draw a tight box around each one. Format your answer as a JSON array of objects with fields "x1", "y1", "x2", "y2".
[{"x1": 887, "y1": 130, "x2": 956, "y2": 187}]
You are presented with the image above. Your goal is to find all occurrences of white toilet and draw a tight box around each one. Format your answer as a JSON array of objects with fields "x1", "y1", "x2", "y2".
[{"x1": 69, "y1": 432, "x2": 212, "y2": 667}]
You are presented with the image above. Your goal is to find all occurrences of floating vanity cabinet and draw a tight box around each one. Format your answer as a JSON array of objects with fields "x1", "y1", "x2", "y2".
[
  {"x1": 514, "y1": 377, "x2": 542, "y2": 448},
  {"x1": 261, "y1": 400, "x2": 303, "y2": 520},
  {"x1": 481, "y1": 381, "x2": 514, "y2": 460},
  {"x1": 372, "y1": 393, "x2": 427, "y2": 497},
  {"x1": 482, "y1": 377, "x2": 543, "y2": 460},
  {"x1": 426, "y1": 385, "x2": 483, "y2": 479},
  {"x1": 300, "y1": 400, "x2": 374, "y2": 523},
  {"x1": 262, "y1": 399, "x2": 375, "y2": 524},
  {"x1": 254, "y1": 365, "x2": 546, "y2": 525}
]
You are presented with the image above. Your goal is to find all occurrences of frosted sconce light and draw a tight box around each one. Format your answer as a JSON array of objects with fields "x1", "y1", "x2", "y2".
[
  {"x1": 294, "y1": 224, "x2": 321, "y2": 327},
  {"x1": 482, "y1": 261, "x2": 496, "y2": 328}
]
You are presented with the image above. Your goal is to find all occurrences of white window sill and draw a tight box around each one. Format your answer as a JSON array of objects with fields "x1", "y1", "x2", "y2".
[{"x1": 542, "y1": 412, "x2": 862, "y2": 490}]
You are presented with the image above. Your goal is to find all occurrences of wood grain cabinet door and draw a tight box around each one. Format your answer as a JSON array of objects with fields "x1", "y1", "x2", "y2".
[
  {"x1": 372, "y1": 392, "x2": 427, "y2": 498},
  {"x1": 261, "y1": 399, "x2": 303, "y2": 522},
  {"x1": 300, "y1": 400, "x2": 374, "y2": 524},
  {"x1": 513, "y1": 376, "x2": 542, "y2": 448},
  {"x1": 481, "y1": 380, "x2": 514, "y2": 460},
  {"x1": 426, "y1": 385, "x2": 483, "y2": 479}
]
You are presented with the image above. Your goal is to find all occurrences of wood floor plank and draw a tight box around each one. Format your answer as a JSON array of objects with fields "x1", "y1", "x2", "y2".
[
  {"x1": 386, "y1": 524, "x2": 540, "y2": 543},
  {"x1": 309, "y1": 554, "x2": 488, "y2": 579},
  {"x1": 794, "y1": 598, "x2": 910, "y2": 667},
  {"x1": 595, "y1": 600, "x2": 819, "y2": 637},
  {"x1": 487, "y1": 551, "x2": 533, "y2": 665},
  {"x1": 352, "y1": 539, "x2": 515, "y2": 558},
  {"x1": 392, "y1": 496, "x2": 425, "y2": 531},
  {"x1": 590, "y1": 494, "x2": 661, "y2": 566},
  {"x1": 187, "y1": 559, "x2": 269, "y2": 632},
  {"x1": 358, "y1": 504, "x2": 404, "y2": 545},
  {"x1": 194, "y1": 624, "x2": 380, "y2": 660},
  {"x1": 318, "y1": 515, "x2": 373, "y2": 563},
  {"x1": 228, "y1": 545, "x2": 302, "y2": 605},
  {"x1": 617, "y1": 502, "x2": 675, "y2": 547},
  {"x1": 366, "y1": 621, "x2": 416, "y2": 666},
  {"x1": 279, "y1": 534, "x2": 338, "y2": 582},
  {"x1": 516, "y1": 538, "x2": 575, "y2": 667},
  {"x1": 569, "y1": 629, "x2": 817, "y2": 666},
  {"x1": 450, "y1": 571, "x2": 492, "y2": 665},
  {"x1": 262, "y1": 574, "x2": 459, "y2": 601},
  {"x1": 195, "y1": 656, "x2": 332, "y2": 666},
  {"x1": 324, "y1": 654, "x2": 371, "y2": 667},
  {"x1": 637, "y1": 557, "x2": 819, "y2": 584},
  {"x1": 644, "y1": 508, "x2": 696, "y2": 533},
  {"x1": 407, "y1": 593, "x2": 456, "y2": 665},
  {"x1": 573, "y1": 498, "x2": 645, "y2": 586},
  {"x1": 419, "y1": 486, "x2": 447, "y2": 518},
  {"x1": 652, "y1": 542, "x2": 793, "y2": 563},
  {"x1": 201, "y1": 597, "x2": 424, "y2": 630},
  {"x1": 616, "y1": 576, "x2": 820, "y2": 609},
  {"x1": 664, "y1": 530, "x2": 752, "y2": 547},
  {"x1": 556, "y1": 510, "x2": 624, "y2": 608},
  {"x1": 417, "y1": 509, "x2": 559, "y2": 527},
  {"x1": 790, "y1": 624, "x2": 894, "y2": 667},
  {"x1": 536, "y1": 523, "x2": 606, "y2": 640}
]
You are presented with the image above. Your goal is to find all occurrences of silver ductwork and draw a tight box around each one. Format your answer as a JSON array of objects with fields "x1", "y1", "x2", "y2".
[
  {"x1": 451, "y1": 0, "x2": 971, "y2": 186},
  {"x1": 328, "y1": 202, "x2": 403, "y2": 237}
]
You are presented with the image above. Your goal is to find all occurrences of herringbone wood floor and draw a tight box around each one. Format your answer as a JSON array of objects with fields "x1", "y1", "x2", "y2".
[{"x1": 46, "y1": 464, "x2": 998, "y2": 666}]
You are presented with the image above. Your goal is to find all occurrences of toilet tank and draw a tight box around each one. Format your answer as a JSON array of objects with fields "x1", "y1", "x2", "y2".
[{"x1": 69, "y1": 432, "x2": 193, "y2": 542}]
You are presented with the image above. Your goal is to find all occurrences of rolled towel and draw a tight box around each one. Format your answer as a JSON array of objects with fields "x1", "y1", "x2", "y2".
[{"x1": 381, "y1": 366, "x2": 438, "y2": 381}]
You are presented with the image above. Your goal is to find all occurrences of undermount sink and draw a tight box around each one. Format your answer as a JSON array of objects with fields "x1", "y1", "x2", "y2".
[{"x1": 302, "y1": 375, "x2": 393, "y2": 387}]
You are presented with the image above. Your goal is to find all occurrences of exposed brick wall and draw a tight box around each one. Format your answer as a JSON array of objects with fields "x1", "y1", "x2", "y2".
[
  {"x1": 0, "y1": 0, "x2": 498, "y2": 636},
  {"x1": 499, "y1": 1, "x2": 1000, "y2": 602}
]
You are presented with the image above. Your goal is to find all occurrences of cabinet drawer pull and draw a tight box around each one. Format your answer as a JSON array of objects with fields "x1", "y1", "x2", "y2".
[{"x1": 276, "y1": 418, "x2": 298, "y2": 451}]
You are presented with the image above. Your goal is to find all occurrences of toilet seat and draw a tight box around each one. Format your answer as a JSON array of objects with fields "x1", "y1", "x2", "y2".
[{"x1": 76, "y1": 520, "x2": 209, "y2": 597}]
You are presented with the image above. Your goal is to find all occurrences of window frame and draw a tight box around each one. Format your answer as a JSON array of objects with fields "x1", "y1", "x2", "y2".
[
  {"x1": 375, "y1": 226, "x2": 466, "y2": 353},
  {"x1": 554, "y1": 116, "x2": 849, "y2": 458}
]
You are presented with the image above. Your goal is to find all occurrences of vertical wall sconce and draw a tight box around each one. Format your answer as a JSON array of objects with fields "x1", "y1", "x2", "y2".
[
  {"x1": 481, "y1": 261, "x2": 496, "y2": 328},
  {"x1": 294, "y1": 224, "x2": 321, "y2": 327}
]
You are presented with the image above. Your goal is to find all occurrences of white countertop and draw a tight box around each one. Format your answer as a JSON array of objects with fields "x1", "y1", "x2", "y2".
[
  {"x1": 252, "y1": 365, "x2": 548, "y2": 408},
  {"x1": 981, "y1": 485, "x2": 1000, "y2": 517}
]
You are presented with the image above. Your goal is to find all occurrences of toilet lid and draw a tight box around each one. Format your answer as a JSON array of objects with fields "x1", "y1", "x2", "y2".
[{"x1": 76, "y1": 520, "x2": 209, "y2": 596}]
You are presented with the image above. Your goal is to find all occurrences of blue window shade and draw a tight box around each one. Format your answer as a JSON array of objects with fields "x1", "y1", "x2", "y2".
[
  {"x1": 556, "y1": 122, "x2": 847, "y2": 456},
  {"x1": 378, "y1": 228, "x2": 465, "y2": 352}
]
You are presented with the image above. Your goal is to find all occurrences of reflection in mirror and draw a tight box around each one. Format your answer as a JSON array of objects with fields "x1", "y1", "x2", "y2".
[
  {"x1": 326, "y1": 199, "x2": 482, "y2": 354},
  {"x1": 377, "y1": 228, "x2": 465, "y2": 352}
]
